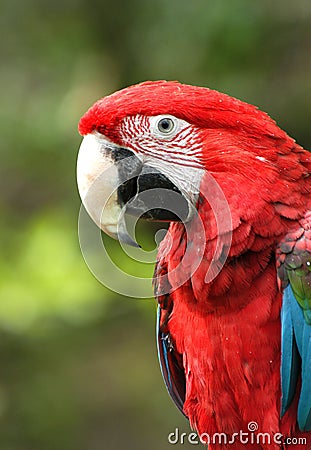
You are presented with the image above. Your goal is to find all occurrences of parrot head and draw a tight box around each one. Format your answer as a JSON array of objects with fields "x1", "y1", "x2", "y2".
[{"x1": 77, "y1": 80, "x2": 293, "y2": 246}]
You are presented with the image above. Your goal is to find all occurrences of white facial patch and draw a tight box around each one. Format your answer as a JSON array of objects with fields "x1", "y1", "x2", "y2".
[{"x1": 117, "y1": 114, "x2": 205, "y2": 211}]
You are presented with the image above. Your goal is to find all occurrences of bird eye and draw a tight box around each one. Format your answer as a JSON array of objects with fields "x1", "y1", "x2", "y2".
[{"x1": 157, "y1": 117, "x2": 175, "y2": 134}]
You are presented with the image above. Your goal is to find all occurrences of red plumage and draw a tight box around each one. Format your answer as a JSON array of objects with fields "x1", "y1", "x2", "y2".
[{"x1": 78, "y1": 81, "x2": 311, "y2": 449}]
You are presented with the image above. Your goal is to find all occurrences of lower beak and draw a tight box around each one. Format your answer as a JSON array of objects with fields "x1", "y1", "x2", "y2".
[{"x1": 77, "y1": 134, "x2": 191, "y2": 246}]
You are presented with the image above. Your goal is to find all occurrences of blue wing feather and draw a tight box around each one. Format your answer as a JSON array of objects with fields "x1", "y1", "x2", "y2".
[
  {"x1": 156, "y1": 306, "x2": 186, "y2": 416},
  {"x1": 299, "y1": 318, "x2": 311, "y2": 430},
  {"x1": 281, "y1": 284, "x2": 311, "y2": 430},
  {"x1": 280, "y1": 286, "x2": 300, "y2": 417}
]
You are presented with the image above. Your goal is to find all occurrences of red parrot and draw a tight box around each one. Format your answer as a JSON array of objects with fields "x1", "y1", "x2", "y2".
[{"x1": 76, "y1": 81, "x2": 311, "y2": 449}]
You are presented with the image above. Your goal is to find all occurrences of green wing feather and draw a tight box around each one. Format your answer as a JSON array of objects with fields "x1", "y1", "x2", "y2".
[
  {"x1": 286, "y1": 250, "x2": 311, "y2": 324},
  {"x1": 277, "y1": 211, "x2": 311, "y2": 430},
  {"x1": 277, "y1": 216, "x2": 311, "y2": 324}
]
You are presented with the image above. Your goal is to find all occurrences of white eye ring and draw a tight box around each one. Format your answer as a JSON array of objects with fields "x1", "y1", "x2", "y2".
[
  {"x1": 150, "y1": 115, "x2": 179, "y2": 139},
  {"x1": 157, "y1": 117, "x2": 175, "y2": 134}
]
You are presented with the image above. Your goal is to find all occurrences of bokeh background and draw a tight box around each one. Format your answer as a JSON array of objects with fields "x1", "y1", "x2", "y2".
[{"x1": 1, "y1": 1, "x2": 311, "y2": 449}]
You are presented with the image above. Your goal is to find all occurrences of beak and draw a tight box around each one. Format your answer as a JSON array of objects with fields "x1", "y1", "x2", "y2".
[{"x1": 77, "y1": 134, "x2": 192, "y2": 246}]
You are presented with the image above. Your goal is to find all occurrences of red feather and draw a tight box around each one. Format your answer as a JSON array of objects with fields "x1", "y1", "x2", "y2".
[
  {"x1": 79, "y1": 81, "x2": 311, "y2": 449},
  {"x1": 151, "y1": 85, "x2": 311, "y2": 448}
]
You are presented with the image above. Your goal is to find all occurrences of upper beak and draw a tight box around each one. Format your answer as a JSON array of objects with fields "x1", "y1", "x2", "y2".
[{"x1": 77, "y1": 133, "x2": 192, "y2": 246}]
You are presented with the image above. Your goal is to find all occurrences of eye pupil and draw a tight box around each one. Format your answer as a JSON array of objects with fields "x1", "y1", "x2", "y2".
[
  {"x1": 160, "y1": 119, "x2": 170, "y2": 130},
  {"x1": 158, "y1": 117, "x2": 175, "y2": 134}
]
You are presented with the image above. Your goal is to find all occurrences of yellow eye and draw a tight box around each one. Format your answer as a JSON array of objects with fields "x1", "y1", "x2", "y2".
[{"x1": 157, "y1": 117, "x2": 175, "y2": 134}]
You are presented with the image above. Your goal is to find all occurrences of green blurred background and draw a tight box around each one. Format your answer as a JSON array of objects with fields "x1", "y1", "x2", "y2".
[{"x1": 1, "y1": 1, "x2": 311, "y2": 449}]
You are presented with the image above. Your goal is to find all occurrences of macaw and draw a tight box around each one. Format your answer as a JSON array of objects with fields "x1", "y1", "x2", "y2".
[{"x1": 76, "y1": 81, "x2": 311, "y2": 449}]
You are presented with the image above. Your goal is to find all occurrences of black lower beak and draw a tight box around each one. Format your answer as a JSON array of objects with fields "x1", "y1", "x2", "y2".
[{"x1": 115, "y1": 152, "x2": 190, "y2": 222}]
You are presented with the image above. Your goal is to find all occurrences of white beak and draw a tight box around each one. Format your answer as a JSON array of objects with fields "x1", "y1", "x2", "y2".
[{"x1": 76, "y1": 133, "x2": 138, "y2": 245}]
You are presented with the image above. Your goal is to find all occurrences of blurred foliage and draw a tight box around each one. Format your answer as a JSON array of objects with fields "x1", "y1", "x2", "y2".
[{"x1": 0, "y1": 0, "x2": 311, "y2": 448}]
